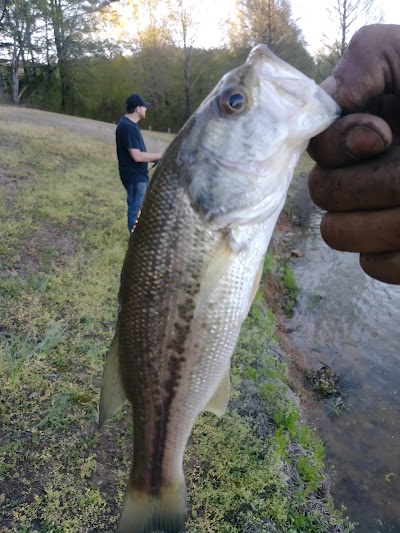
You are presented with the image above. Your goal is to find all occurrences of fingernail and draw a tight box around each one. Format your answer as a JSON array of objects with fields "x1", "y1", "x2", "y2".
[{"x1": 346, "y1": 125, "x2": 387, "y2": 158}]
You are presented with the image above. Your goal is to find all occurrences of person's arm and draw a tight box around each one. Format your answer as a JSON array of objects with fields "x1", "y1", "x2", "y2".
[
  {"x1": 128, "y1": 148, "x2": 163, "y2": 163},
  {"x1": 307, "y1": 24, "x2": 400, "y2": 284}
]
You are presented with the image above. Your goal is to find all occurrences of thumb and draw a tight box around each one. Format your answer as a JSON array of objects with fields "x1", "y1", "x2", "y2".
[
  {"x1": 320, "y1": 24, "x2": 400, "y2": 113},
  {"x1": 307, "y1": 113, "x2": 392, "y2": 167}
]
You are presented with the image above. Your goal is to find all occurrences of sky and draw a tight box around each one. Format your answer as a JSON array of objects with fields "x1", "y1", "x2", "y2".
[
  {"x1": 290, "y1": 0, "x2": 400, "y2": 53},
  {"x1": 192, "y1": 0, "x2": 400, "y2": 53}
]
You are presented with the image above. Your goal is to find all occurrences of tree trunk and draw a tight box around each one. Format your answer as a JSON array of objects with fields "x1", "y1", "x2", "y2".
[
  {"x1": 183, "y1": 59, "x2": 191, "y2": 120},
  {"x1": 10, "y1": 46, "x2": 20, "y2": 104},
  {"x1": 58, "y1": 59, "x2": 70, "y2": 113},
  {"x1": 50, "y1": 0, "x2": 70, "y2": 112}
]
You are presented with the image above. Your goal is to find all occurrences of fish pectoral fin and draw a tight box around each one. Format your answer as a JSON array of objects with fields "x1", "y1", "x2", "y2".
[
  {"x1": 195, "y1": 236, "x2": 237, "y2": 317},
  {"x1": 99, "y1": 328, "x2": 128, "y2": 428},
  {"x1": 204, "y1": 365, "x2": 231, "y2": 417},
  {"x1": 240, "y1": 258, "x2": 264, "y2": 322}
]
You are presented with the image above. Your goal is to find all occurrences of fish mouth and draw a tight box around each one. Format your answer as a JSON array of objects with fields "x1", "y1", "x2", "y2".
[{"x1": 247, "y1": 44, "x2": 341, "y2": 119}]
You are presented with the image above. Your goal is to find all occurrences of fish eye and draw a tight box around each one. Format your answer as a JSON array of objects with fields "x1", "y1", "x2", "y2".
[{"x1": 219, "y1": 88, "x2": 248, "y2": 115}]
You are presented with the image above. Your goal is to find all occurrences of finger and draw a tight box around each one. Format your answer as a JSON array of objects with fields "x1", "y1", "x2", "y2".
[
  {"x1": 380, "y1": 95, "x2": 400, "y2": 135},
  {"x1": 307, "y1": 113, "x2": 392, "y2": 168},
  {"x1": 360, "y1": 252, "x2": 400, "y2": 285},
  {"x1": 320, "y1": 209, "x2": 400, "y2": 254},
  {"x1": 308, "y1": 144, "x2": 400, "y2": 211},
  {"x1": 320, "y1": 25, "x2": 400, "y2": 113}
]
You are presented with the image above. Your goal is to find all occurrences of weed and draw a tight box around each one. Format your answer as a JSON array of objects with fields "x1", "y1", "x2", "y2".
[
  {"x1": 282, "y1": 265, "x2": 297, "y2": 292},
  {"x1": 33, "y1": 392, "x2": 75, "y2": 430},
  {"x1": 326, "y1": 396, "x2": 348, "y2": 418},
  {"x1": 0, "y1": 322, "x2": 67, "y2": 386},
  {"x1": 306, "y1": 363, "x2": 341, "y2": 398},
  {"x1": 282, "y1": 265, "x2": 298, "y2": 319},
  {"x1": 305, "y1": 291, "x2": 323, "y2": 313},
  {"x1": 29, "y1": 273, "x2": 52, "y2": 294}
]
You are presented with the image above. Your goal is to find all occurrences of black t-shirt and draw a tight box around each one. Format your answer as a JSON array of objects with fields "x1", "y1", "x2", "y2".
[{"x1": 115, "y1": 116, "x2": 148, "y2": 184}]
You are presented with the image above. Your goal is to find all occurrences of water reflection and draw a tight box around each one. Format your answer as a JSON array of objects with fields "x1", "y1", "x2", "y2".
[{"x1": 286, "y1": 218, "x2": 400, "y2": 533}]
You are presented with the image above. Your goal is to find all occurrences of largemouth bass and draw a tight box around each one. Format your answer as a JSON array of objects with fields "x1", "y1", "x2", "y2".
[{"x1": 99, "y1": 44, "x2": 339, "y2": 533}]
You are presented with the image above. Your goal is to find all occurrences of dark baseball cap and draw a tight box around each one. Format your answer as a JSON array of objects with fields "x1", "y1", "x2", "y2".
[{"x1": 126, "y1": 93, "x2": 152, "y2": 109}]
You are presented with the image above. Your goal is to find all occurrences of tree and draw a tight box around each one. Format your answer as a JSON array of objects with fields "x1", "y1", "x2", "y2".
[
  {"x1": 165, "y1": 0, "x2": 199, "y2": 120},
  {"x1": 0, "y1": 0, "x2": 40, "y2": 104},
  {"x1": 313, "y1": 46, "x2": 339, "y2": 83},
  {"x1": 122, "y1": 0, "x2": 212, "y2": 130},
  {"x1": 227, "y1": 0, "x2": 315, "y2": 75},
  {"x1": 37, "y1": 0, "x2": 119, "y2": 112},
  {"x1": 127, "y1": 0, "x2": 175, "y2": 128},
  {"x1": 314, "y1": 0, "x2": 381, "y2": 81},
  {"x1": 0, "y1": 0, "x2": 119, "y2": 110},
  {"x1": 324, "y1": 0, "x2": 381, "y2": 59}
]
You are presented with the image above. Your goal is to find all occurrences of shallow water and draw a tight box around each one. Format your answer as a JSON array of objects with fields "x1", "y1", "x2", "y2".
[{"x1": 285, "y1": 217, "x2": 400, "y2": 533}]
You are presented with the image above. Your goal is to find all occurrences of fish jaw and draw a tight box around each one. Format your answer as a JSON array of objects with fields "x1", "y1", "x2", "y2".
[
  {"x1": 247, "y1": 44, "x2": 341, "y2": 140},
  {"x1": 175, "y1": 43, "x2": 340, "y2": 230}
]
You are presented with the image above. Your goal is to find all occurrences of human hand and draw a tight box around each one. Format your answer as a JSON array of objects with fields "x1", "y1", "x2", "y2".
[{"x1": 307, "y1": 24, "x2": 400, "y2": 284}]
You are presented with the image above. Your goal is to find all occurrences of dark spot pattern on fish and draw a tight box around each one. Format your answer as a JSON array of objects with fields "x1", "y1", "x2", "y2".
[
  {"x1": 150, "y1": 324, "x2": 193, "y2": 490},
  {"x1": 178, "y1": 299, "x2": 195, "y2": 323}
]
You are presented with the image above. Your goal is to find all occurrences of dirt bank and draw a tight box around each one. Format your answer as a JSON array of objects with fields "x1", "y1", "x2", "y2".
[{"x1": 262, "y1": 211, "x2": 320, "y2": 404}]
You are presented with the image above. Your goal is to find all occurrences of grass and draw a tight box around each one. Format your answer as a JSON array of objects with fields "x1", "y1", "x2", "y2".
[
  {"x1": 0, "y1": 105, "x2": 354, "y2": 532},
  {"x1": 1, "y1": 321, "x2": 67, "y2": 387}
]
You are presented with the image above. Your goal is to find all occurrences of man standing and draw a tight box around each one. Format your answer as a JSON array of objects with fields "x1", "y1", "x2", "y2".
[{"x1": 116, "y1": 93, "x2": 163, "y2": 232}]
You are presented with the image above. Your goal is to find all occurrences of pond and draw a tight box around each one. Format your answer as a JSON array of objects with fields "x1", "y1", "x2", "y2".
[{"x1": 286, "y1": 216, "x2": 400, "y2": 533}]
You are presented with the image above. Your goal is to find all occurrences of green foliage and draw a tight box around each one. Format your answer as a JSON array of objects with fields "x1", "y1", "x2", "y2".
[
  {"x1": 233, "y1": 288, "x2": 277, "y2": 368},
  {"x1": 283, "y1": 265, "x2": 297, "y2": 292},
  {"x1": 326, "y1": 396, "x2": 348, "y2": 418},
  {"x1": 0, "y1": 322, "x2": 67, "y2": 387},
  {"x1": 186, "y1": 412, "x2": 289, "y2": 532},
  {"x1": 281, "y1": 265, "x2": 298, "y2": 316},
  {"x1": 264, "y1": 250, "x2": 300, "y2": 318}
]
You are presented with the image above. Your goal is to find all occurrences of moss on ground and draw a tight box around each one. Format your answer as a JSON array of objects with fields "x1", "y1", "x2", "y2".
[{"x1": 0, "y1": 106, "x2": 354, "y2": 532}]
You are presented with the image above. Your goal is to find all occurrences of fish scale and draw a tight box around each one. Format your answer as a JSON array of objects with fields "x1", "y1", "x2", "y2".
[
  {"x1": 99, "y1": 43, "x2": 340, "y2": 533},
  {"x1": 119, "y1": 162, "x2": 217, "y2": 484}
]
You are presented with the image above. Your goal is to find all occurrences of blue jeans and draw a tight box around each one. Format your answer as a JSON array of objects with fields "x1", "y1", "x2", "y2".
[{"x1": 125, "y1": 180, "x2": 148, "y2": 232}]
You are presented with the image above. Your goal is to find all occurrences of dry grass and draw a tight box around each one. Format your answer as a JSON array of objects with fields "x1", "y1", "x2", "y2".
[{"x1": 0, "y1": 104, "x2": 172, "y2": 152}]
